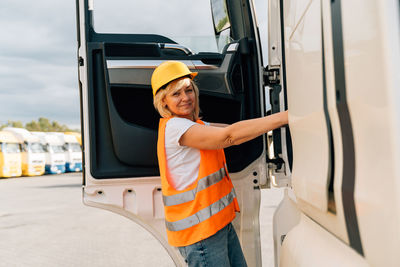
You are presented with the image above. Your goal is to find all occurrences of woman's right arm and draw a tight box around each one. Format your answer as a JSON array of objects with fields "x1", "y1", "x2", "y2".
[{"x1": 180, "y1": 111, "x2": 288, "y2": 150}]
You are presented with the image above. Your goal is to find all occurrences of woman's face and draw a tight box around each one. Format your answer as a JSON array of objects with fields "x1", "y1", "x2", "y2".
[{"x1": 163, "y1": 78, "x2": 196, "y2": 120}]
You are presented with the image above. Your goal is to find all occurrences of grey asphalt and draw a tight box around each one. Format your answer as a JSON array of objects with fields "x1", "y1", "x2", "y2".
[{"x1": 0, "y1": 173, "x2": 283, "y2": 267}]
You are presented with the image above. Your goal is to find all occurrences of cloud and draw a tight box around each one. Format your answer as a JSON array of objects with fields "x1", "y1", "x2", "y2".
[
  {"x1": 0, "y1": 0, "x2": 79, "y2": 127},
  {"x1": 0, "y1": 55, "x2": 79, "y2": 123}
]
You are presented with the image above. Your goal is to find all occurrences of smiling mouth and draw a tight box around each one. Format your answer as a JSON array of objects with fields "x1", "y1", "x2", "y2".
[{"x1": 180, "y1": 103, "x2": 192, "y2": 107}]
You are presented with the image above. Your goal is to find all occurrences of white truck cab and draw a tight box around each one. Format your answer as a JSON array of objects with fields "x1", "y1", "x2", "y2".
[
  {"x1": 62, "y1": 134, "x2": 83, "y2": 172},
  {"x1": 32, "y1": 132, "x2": 66, "y2": 174},
  {"x1": 48, "y1": 132, "x2": 83, "y2": 172},
  {"x1": 76, "y1": 0, "x2": 400, "y2": 266}
]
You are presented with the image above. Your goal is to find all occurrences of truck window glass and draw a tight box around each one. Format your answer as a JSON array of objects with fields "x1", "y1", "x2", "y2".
[
  {"x1": 51, "y1": 145, "x2": 64, "y2": 153},
  {"x1": 70, "y1": 143, "x2": 82, "y2": 152},
  {"x1": 4, "y1": 143, "x2": 21, "y2": 153},
  {"x1": 30, "y1": 142, "x2": 45, "y2": 153},
  {"x1": 92, "y1": 0, "x2": 233, "y2": 53}
]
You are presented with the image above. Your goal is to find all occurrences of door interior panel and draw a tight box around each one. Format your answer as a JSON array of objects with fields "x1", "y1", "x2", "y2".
[
  {"x1": 88, "y1": 47, "x2": 160, "y2": 178},
  {"x1": 110, "y1": 85, "x2": 159, "y2": 130},
  {"x1": 88, "y1": 37, "x2": 263, "y2": 178}
]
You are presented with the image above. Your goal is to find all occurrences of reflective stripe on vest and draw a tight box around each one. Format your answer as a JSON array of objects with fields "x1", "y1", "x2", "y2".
[
  {"x1": 163, "y1": 167, "x2": 226, "y2": 207},
  {"x1": 165, "y1": 187, "x2": 236, "y2": 232}
]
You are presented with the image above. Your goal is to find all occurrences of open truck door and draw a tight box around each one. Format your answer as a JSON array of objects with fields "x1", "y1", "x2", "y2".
[{"x1": 76, "y1": 0, "x2": 299, "y2": 266}]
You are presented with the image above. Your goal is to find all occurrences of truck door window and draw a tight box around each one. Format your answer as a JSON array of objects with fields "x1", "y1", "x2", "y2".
[{"x1": 92, "y1": 0, "x2": 234, "y2": 53}]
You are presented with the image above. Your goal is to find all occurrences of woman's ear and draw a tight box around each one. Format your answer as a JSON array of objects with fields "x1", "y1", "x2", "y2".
[{"x1": 161, "y1": 97, "x2": 167, "y2": 108}]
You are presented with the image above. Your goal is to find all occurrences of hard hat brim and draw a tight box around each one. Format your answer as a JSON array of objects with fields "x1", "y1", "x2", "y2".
[{"x1": 154, "y1": 71, "x2": 198, "y2": 96}]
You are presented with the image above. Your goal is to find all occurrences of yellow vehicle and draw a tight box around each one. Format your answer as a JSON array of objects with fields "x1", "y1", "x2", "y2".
[
  {"x1": 0, "y1": 131, "x2": 22, "y2": 178},
  {"x1": 3, "y1": 127, "x2": 45, "y2": 176}
]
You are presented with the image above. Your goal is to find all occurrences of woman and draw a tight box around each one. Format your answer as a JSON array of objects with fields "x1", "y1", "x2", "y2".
[{"x1": 152, "y1": 61, "x2": 288, "y2": 267}]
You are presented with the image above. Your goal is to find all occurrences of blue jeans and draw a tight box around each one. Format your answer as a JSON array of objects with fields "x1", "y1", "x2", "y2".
[{"x1": 177, "y1": 223, "x2": 248, "y2": 267}]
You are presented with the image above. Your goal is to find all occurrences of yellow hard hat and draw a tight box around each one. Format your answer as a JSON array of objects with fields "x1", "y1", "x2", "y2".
[{"x1": 151, "y1": 61, "x2": 198, "y2": 96}]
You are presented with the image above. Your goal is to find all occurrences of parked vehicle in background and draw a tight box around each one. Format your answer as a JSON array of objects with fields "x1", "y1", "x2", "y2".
[
  {"x1": 64, "y1": 132, "x2": 82, "y2": 146},
  {"x1": 63, "y1": 134, "x2": 82, "y2": 172},
  {"x1": 0, "y1": 131, "x2": 22, "y2": 178},
  {"x1": 48, "y1": 132, "x2": 82, "y2": 172},
  {"x1": 32, "y1": 132, "x2": 66, "y2": 174},
  {"x1": 3, "y1": 127, "x2": 45, "y2": 176}
]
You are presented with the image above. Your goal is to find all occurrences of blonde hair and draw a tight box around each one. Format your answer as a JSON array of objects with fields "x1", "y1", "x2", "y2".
[{"x1": 153, "y1": 77, "x2": 200, "y2": 121}]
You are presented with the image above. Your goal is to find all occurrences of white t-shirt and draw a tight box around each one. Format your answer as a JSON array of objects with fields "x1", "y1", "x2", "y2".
[{"x1": 165, "y1": 117, "x2": 209, "y2": 190}]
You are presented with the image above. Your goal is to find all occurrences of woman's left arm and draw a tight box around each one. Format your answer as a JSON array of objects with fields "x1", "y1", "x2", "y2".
[{"x1": 180, "y1": 111, "x2": 288, "y2": 150}]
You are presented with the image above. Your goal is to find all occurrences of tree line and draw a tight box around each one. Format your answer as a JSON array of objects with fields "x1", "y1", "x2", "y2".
[{"x1": 0, "y1": 118, "x2": 80, "y2": 132}]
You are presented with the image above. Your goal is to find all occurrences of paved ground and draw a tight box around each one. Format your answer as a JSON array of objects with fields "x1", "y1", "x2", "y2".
[{"x1": 0, "y1": 173, "x2": 283, "y2": 267}]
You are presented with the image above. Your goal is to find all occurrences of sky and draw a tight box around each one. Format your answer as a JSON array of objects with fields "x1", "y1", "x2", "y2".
[
  {"x1": 0, "y1": 0, "x2": 268, "y2": 130},
  {"x1": 0, "y1": 0, "x2": 79, "y2": 129}
]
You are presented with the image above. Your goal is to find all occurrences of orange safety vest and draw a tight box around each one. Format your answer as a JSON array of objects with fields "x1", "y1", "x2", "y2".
[{"x1": 157, "y1": 118, "x2": 240, "y2": 247}]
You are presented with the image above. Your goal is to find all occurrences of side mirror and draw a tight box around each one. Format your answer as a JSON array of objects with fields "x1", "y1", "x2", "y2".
[{"x1": 210, "y1": 0, "x2": 231, "y2": 34}]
